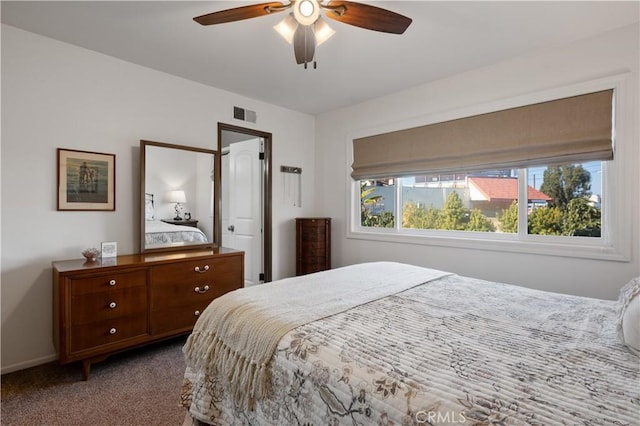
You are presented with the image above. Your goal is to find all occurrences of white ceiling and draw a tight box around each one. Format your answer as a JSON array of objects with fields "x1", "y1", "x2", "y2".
[{"x1": 2, "y1": 1, "x2": 638, "y2": 115}]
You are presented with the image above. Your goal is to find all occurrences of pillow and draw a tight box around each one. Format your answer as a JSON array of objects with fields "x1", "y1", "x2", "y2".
[
  {"x1": 617, "y1": 276, "x2": 640, "y2": 355},
  {"x1": 145, "y1": 199, "x2": 155, "y2": 221}
]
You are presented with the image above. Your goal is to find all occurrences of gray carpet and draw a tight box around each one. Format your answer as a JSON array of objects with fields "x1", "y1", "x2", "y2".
[{"x1": 1, "y1": 336, "x2": 188, "y2": 426}]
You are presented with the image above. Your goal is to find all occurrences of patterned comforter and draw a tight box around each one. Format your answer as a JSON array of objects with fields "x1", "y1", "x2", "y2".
[{"x1": 181, "y1": 269, "x2": 639, "y2": 425}]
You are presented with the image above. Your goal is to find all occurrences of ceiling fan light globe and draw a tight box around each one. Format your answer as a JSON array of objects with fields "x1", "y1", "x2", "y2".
[
  {"x1": 274, "y1": 13, "x2": 298, "y2": 44},
  {"x1": 314, "y1": 17, "x2": 335, "y2": 46},
  {"x1": 294, "y1": 0, "x2": 319, "y2": 26}
]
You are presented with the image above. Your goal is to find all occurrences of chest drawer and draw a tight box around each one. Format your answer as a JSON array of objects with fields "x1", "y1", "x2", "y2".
[
  {"x1": 71, "y1": 286, "x2": 147, "y2": 324},
  {"x1": 301, "y1": 223, "x2": 328, "y2": 241},
  {"x1": 70, "y1": 270, "x2": 147, "y2": 296}
]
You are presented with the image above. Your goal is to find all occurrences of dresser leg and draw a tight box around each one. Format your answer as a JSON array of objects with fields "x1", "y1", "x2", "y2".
[{"x1": 82, "y1": 359, "x2": 91, "y2": 381}]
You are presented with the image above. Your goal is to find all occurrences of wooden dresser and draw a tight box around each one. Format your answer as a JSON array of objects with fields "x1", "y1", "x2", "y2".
[
  {"x1": 296, "y1": 217, "x2": 331, "y2": 276},
  {"x1": 52, "y1": 248, "x2": 243, "y2": 379}
]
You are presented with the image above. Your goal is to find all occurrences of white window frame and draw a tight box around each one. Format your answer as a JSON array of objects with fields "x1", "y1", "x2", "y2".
[{"x1": 347, "y1": 74, "x2": 633, "y2": 262}]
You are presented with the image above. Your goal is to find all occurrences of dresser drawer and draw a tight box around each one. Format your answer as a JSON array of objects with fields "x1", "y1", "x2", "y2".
[
  {"x1": 70, "y1": 270, "x2": 147, "y2": 296},
  {"x1": 71, "y1": 286, "x2": 147, "y2": 324},
  {"x1": 70, "y1": 315, "x2": 148, "y2": 353},
  {"x1": 150, "y1": 255, "x2": 243, "y2": 310},
  {"x1": 151, "y1": 301, "x2": 210, "y2": 334},
  {"x1": 151, "y1": 257, "x2": 235, "y2": 285}
]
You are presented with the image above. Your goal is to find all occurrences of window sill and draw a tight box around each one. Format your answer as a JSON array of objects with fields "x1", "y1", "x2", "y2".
[{"x1": 347, "y1": 228, "x2": 630, "y2": 262}]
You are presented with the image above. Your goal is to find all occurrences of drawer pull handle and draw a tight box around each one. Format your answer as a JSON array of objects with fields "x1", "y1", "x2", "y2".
[
  {"x1": 194, "y1": 265, "x2": 209, "y2": 273},
  {"x1": 109, "y1": 279, "x2": 116, "y2": 286},
  {"x1": 109, "y1": 302, "x2": 117, "y2": 309},
  {"x1": 194, "y1": 310, "x2": 201, "y2": 316},
  {"x1": 109, "y1": 328, "x2": 117, "y2": 335},
  {"x1": 194, "y1": 285, "x2": 210, "y2": 294}
]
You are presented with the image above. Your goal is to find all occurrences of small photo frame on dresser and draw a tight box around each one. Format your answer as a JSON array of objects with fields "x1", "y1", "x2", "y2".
[{"x1": 101, "y1": 241, "x2": 117, "y2": 258}]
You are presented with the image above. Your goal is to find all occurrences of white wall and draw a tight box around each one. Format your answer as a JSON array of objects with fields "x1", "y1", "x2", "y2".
[
  {"x1": 1, "y1": 25, "x2": 317, "y2": 373},
  {"x1": 315, "y1": 23, "x2": 640, "y2": 301}
]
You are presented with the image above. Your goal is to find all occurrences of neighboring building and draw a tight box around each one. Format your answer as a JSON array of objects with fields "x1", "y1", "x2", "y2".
[
  {"x1": 363, "y1": 175, "x2": 552, "y2": 218},
  {"x1": 468, "y1": 177, "x2": 552, "y2": 217}
]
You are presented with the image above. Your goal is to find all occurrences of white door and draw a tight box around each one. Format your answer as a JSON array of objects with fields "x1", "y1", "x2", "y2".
[{"x1": 223, "y1": 138, "x2": 263, "y2": 287}]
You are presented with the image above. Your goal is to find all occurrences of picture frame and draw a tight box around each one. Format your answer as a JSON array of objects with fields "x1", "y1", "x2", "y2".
[
  {"x1": 57, "y1": 148, "x2": 115, "y2": 211},
  {"x1": 101, "y1": 241, "x2": 118, "y2": 258}
]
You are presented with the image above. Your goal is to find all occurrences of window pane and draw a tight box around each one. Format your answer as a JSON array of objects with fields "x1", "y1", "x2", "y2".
[
  {"x1": 527, "y1": 161, "x2": 602, "y2": 237},
  {"x1": 400, "y1": 170, "x2": 518, "y2": 233},
  {"x1": 360, "y1": 179, "x2": 395, "y2": 228}
]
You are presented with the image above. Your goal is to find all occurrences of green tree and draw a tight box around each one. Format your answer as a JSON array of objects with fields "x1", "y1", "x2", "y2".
[
  {"x1": 403, "y1": 201, "x2": 439, "y2": 229},
  {"x1": 528, "y1": 206, "x2": 563, "y2": 235},
  {"x1": 540, "y1": 165, "x2": 591, "y2": 211},
  {"x1": 403, "y1": 193, "x2": 493, "y2": 232},
  {"x1": 360, "y1": 182, "x2": 394, "y2": 228},
  {"x1": 467, "y1": 209, "x2": 495, "y2": 232},
  {"x1": 498, "y1": 201, "x2": 518, "y2": 233},
  {"x1": 563, "y1": 197, "x2": 601, "y2": 237},
  {"x1": 437, "y1": 192, "x2": 467, "y2": 231}
]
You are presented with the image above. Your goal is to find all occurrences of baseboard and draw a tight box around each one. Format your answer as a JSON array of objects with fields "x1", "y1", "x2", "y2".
[{"x1": 1, "y1": 354, "x2": 58, "y2": 375}]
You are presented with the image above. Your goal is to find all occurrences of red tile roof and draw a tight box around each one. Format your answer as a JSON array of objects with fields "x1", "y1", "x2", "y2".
[{"x1": 468, "y1": 177, "x2": 552, "y2": 202}]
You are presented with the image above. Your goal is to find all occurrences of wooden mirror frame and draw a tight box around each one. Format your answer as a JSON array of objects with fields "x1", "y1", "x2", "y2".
[{"x1": 140, "y1": 140, "x2": 219, "y2": 253}]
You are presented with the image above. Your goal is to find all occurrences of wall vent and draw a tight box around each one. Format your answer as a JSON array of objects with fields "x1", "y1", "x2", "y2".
[{"x1": 233, "y1": 106, "x2": 257, "y2": 123}]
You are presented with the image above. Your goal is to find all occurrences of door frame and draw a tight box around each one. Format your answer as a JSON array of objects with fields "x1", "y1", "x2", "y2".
[{"x1": 218, "y1": 122, "x2": 272, "y2": 283}]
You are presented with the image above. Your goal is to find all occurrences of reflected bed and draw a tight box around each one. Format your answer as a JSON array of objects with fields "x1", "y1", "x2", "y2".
[
  {"x1": 144, "y1": 193, "x2": 207, "y2": 247},
  {"x1": 145, "y1": 220, "x2": 208, "y2": 246},
  {"x1": 181, "y1": 262, "x2": 639, "y2": 425}
]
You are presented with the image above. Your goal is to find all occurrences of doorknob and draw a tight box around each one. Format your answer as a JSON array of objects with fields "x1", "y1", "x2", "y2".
[{"x1": 227, "y1": 225, "x2": 235, "y2": 232}]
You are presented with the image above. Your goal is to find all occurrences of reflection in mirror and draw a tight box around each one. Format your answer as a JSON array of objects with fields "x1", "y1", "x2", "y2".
[{"x1": 140, "y1": 140, "x2": 218, "y2": 253}]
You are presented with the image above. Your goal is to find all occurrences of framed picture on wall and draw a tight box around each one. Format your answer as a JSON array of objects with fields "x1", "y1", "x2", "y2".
[{"x1": 57, "y1": 148, "x2": 115, "y2": 211}]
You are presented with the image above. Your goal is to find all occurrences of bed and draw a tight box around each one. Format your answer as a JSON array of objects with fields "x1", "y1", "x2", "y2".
[
  {"x1": 181, "y1": 262, "x2": 639, "y2": 425},
  {"x1": 144, "y1": 193, "x2": 208, "y2": 246}
]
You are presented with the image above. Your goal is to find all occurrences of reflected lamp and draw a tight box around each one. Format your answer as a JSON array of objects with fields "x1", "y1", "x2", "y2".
[{"x1": 166, "y1": 190, "x2": 186, "y2": 220}]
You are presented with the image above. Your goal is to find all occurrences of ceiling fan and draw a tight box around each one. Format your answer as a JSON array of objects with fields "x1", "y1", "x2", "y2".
[{"x1": 194, "y1": 0, "x2": 412, "y2": 69}]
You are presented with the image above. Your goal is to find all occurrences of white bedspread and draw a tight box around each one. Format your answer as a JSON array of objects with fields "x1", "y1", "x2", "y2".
[
  {"x1": 181, "y1": 264, "x2": 639, "y2": 425},
  {"x1": 183, "y1": 262, "x2": 451, "y2": 410}
]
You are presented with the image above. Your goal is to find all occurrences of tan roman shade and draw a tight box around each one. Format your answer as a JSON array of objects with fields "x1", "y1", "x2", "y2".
[{"x1": 351, "y1": 89, "x2": 614, "y2": 180}]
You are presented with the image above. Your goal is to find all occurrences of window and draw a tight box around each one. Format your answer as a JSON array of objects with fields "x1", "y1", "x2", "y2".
[
  {"x1": 350, "y1": 83, "x2": 628, "y2": 260},
  {"x1": 361, "y1": 162, "x2": 604, "y2": 239}
]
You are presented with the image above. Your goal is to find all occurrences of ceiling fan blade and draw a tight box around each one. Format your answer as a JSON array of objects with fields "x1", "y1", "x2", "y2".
[
  {"x1": 293, "y1": 25, "x2": 316, "y2": 65},
  {"x1": 194, "y1": 2, "x2": 289, "y2": 25},
  {"x1": 324, "y1": 1, "x2": 412, "y2": 34}
]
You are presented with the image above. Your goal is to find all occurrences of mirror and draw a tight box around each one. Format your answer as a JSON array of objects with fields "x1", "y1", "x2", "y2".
[{"x1": 140, "y1": 140, "x2": 218, "y2": 253}]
